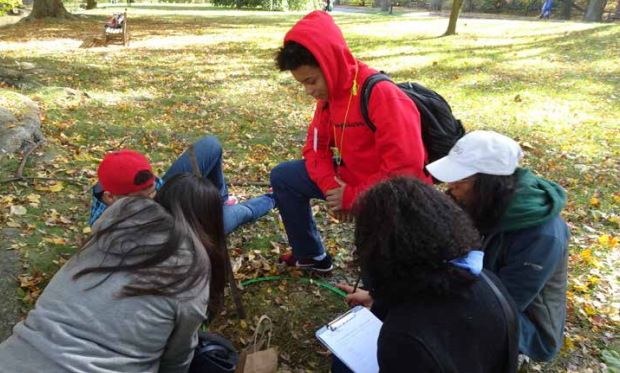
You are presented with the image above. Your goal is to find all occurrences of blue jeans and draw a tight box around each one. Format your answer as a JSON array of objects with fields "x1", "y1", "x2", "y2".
[
  {"x1": 164, "y1": 136, "x2": 275, "y2": 234},
  {"x1": 270, "y1": 159, "x2": 326, "y2": 259}
]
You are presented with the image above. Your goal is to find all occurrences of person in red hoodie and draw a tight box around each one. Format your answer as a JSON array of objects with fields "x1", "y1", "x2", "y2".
[{"x1": 270, "y1": 11, "x2": 431, "y2": 272}]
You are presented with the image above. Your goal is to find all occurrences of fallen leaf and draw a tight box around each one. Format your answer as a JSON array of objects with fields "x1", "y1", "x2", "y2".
[
  {"x1": 584, "y1": 305, "x2": 597, "y2": 315},
  {"x1": 49, "y1": 182, "x2": 64, "y2": 193},
  {"x1": 26, "y1": 194, "x2": 41, "y2": 203},
  {"x1": 43, "y1": 237, "x2": 67, "y2": 245},
  {"x1": 10, "y1": 205, "x2": 27, "y2": 216}
]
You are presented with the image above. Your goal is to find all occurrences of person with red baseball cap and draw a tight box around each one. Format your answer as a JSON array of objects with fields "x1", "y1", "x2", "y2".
[{"x1": 90, "y1": 136, "x2": 275, "y2": 234}]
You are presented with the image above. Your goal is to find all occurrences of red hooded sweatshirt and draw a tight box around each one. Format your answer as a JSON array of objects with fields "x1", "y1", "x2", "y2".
[{"x1": 284, "y1": 11, "x2": 432, "y2": 210}]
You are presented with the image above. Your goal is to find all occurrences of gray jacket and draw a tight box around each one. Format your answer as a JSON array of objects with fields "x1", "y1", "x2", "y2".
[{"x1": 0, "y1": 198, "x2": 209, "y2": 373}]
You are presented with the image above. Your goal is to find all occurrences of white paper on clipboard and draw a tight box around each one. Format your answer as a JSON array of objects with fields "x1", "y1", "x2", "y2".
[{"x1": 315, "y1": 305, "x2": 382, "y2": 373}]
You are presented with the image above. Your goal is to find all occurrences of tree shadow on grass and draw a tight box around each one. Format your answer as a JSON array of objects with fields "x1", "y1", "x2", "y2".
[{"x1": 353, "y1": 24, "x2": 619, "y2": 92}]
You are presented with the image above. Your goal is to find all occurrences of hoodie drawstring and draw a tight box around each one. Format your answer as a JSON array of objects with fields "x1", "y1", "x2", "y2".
[{"x1": 333, "y1": 61, "x2": 359, "y2": 172}]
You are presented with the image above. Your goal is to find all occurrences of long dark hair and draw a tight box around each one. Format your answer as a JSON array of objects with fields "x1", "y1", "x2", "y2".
[
  {"x1": 458, "y1": 171, "x2": 521, "y2": 234},
  {"x1": 156, "y1": 173, "x2": 228, "y2": 314},
  {"x1": 74, "y1": 173, "x2": 227, "y2": 316},
  {"x1": 354, "y1": 177, "x2": 481, "y2": 302}
]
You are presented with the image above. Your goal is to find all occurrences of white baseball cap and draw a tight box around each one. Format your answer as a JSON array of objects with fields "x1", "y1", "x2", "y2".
[{"x1": 426, "y1": 130, "x2": 523, "y2": 183}]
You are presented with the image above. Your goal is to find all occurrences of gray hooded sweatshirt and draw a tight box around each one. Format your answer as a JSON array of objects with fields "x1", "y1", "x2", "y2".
[{"x1": 0, "y1": 198, "x2": 209, "y2": 373}]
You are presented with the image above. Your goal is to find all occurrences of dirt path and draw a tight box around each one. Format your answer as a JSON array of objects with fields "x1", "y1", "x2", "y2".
[{"x1": 0, "y1": 9, "x2": 30, "y2": 28}]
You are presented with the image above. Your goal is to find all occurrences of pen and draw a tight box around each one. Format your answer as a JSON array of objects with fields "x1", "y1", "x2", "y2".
[{"x1": 351, "y1": 274, "x2": 361, "y2": 294}]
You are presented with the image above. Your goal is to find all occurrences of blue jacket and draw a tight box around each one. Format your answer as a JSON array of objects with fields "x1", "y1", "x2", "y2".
[
  {"x1": 88, "y1": 178, "x2": 164, "y2": 227},
  {"x1": 483, "y1": 169, "x2": 570, "y2": 362}
]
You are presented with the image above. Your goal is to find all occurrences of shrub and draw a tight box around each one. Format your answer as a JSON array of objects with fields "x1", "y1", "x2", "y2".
[
  {"x1": 0, "y1": 0, "x2": 20, "y2": 16},
  {"x1": 212, "y1": 0, "x2": 319, "y2": 10}
]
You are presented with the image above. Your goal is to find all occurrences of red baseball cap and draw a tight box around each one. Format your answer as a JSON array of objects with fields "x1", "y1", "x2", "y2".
[{"x1": 98, "y1": 150, "x2": 155, "y2": 195}]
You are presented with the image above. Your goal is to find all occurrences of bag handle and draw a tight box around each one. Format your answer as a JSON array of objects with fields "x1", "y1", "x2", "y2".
[
  {"x1": 480, "y1": 271, "x2": 518, "y2": 373},
  {"x1": 252, "y1": 315, "x2": 273, "y2": 351}
]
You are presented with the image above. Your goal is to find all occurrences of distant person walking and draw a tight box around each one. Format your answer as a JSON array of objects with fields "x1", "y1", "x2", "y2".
[{"x1": 539, "y1": 0, "x2": 553, "y2": 19}]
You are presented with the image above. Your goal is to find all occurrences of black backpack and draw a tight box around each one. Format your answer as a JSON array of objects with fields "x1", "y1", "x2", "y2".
[
  {"x1": 360, "y1": 73, "x2": 466, "y2": 178},
  {"x1": 189, "y1": 331, "x2": 239, "y2": 373}
]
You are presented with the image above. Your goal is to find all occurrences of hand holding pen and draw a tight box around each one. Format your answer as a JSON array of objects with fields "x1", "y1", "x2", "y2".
[{"x1": 336, "y1": 278, "x2": 373, "y2": 308}]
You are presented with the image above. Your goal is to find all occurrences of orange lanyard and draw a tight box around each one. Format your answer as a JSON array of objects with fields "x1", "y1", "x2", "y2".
[{"x1": 333, "y1": 62, "x2": 359, "y2": 169}]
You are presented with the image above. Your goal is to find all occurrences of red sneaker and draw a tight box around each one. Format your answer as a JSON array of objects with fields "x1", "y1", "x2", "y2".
[
  {"x1": 279, "y1": 252, "x2": 298, "y2": 267},
  {"x1": 225, "y1": 196, "x2": 238, "y2": 206}
]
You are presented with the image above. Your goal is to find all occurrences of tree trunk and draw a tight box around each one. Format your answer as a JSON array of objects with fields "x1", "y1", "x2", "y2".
[
  {"x1": 86, "y1": 0, "x2": 97, "y2": 9},
  {"x1": 615, "y1": 0, "x2": 620, "y2": 17},
  {"x1": 444, "y1": 0, "x2": 463, "y2": 35},
  {"x1": 25, "y1": 0, "x2": 71, "y2": 19},
  {"x1": 583, "y1": 0, "x2": 607, "y2": 21},
  {"x1": 430, "y1": 0, "x2": 443, "y2": 10},
  {"x1": 562, "y1": 0, "x2": 572, "y2": 18},
  {"x1": 381, "y1": 0, "x2": 389, "y2": 10}
]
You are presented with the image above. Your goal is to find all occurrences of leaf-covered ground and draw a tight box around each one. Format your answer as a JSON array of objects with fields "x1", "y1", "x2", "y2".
[{"x1": 0, "y1": 5, "x2": 619, "y2": 372}]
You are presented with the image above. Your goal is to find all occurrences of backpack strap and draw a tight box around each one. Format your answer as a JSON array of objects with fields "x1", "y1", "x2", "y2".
[
  {"x1": 360, "y1": 73, "x2": 393, "y2": 132},
  {"x1": 480, "y1": 271, "x2": 519, "y2": 373},
  {"x1": 196, "y1": 343, "x2": 229, "y2": 357}
]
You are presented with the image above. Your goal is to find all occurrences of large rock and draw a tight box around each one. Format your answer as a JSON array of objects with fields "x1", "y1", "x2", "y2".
[{"x1": 0, "y1": 90, "x2": 45, "y2": 156}]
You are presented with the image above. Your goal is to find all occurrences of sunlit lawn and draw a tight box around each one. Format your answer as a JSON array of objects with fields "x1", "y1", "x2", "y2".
[{"x1": 0, "y1": 5, "x2": 619, "y2": 372}]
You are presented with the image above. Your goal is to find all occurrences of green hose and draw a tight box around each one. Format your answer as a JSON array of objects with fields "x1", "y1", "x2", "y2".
[{"x1": 240, "y1": 276, "x2": 347, "y2": 298}]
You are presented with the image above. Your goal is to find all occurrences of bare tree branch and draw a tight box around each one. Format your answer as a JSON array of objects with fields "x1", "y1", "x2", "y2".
[
  {"x1": 16, "y1": 141, "x2": 43, "y2": 178},
  {"x1": 228, "y1": 180, "x2": 271, "y2": 187},
  {"x1": 0, "y1": 176, "x2": 85, "y2": 185}
]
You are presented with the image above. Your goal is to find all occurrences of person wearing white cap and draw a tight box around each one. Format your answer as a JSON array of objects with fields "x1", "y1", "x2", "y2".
[{"x1": 427, "y1": 130, "x2": 570, "y2": 363}]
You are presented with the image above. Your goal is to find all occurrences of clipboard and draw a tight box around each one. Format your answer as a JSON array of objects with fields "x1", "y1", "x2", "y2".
[{"x1": 316, "y1": 306, "x2": 382, "y2": 373}]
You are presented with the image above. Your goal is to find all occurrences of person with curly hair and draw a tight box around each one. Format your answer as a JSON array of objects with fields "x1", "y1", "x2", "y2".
[
  {"x1": 426, "y1": 130, "x2": 570, "y2": 362},
  {"x1": 335, "y1": 176, "x2": 518, "y2": 373}
]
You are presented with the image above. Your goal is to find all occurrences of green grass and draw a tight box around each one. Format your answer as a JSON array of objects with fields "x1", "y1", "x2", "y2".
[
  {"x1": 216, "y1": 278, "x2": 349, "y2": 372},
  {"x1": 1, "y1": 6, "x2": 619, "y2": 372}
]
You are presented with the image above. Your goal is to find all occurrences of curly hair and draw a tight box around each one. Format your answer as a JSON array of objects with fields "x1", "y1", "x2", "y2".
[
  {"x1": 275, "y1": 41, "x2": 319, "y2": 71},
  {"x1": 354, "y1": 177, "x2": 481, "y2": 302}
]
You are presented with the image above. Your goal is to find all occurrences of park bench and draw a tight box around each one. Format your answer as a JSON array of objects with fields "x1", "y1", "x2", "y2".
[
  {"x1": 103, "y1": 11, "x2": 128, "y2": 46},
  {"x1": 405, "y1": 0, "x2": 431, "y2": 9},
  {"x1": 606, "y1": 11, "x2": 620, "y2": 22}
]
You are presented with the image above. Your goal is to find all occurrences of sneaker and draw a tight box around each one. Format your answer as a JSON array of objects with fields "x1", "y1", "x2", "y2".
[
  {"x1": 279, "y1": 252, "x2": 333, "y2": 273},
  {"x1": 225, "y1": 196, "x2": 238, "y2": 206},
  {"x1": 279, "y1": 252, "x2": 297, "y2": 267}
]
